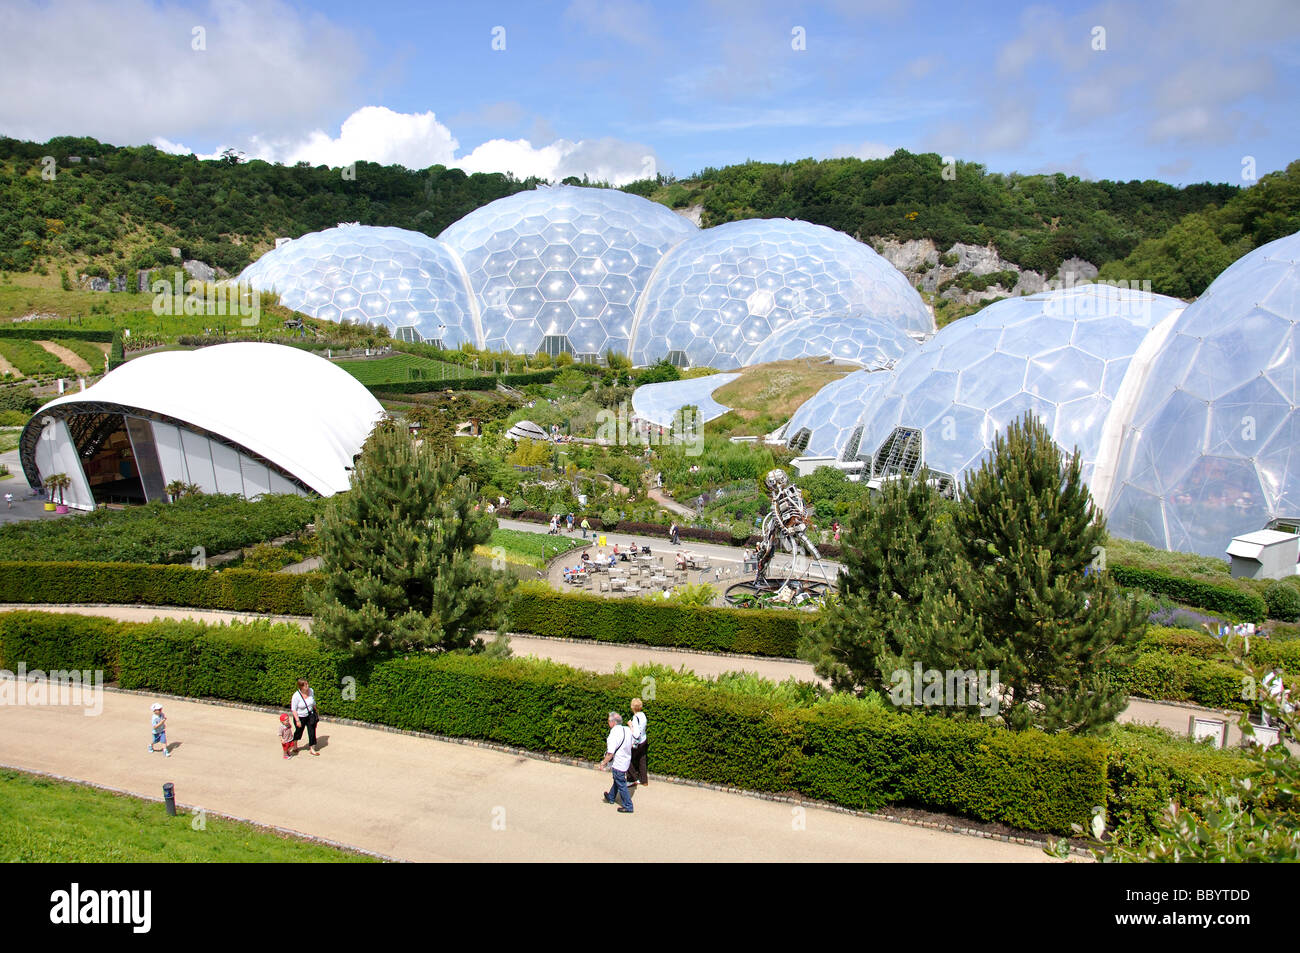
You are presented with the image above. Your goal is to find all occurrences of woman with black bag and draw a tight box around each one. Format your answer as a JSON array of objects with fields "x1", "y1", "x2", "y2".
[{"x1": 290, "y1": 678, "x2": 321, "y2": 756}]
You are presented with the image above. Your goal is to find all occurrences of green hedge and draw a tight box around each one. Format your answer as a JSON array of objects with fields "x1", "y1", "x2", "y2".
[
  {"x1": 1111, "y1": 565, "x2": 1267, "y2": 623},
  {"x1": 0, "y1": 561, "x2": 316, "y2": 614},
  {"x1": 371, "y1": 368, "x2": 562, "y2": 395},
  {"x1": 1107, "y1": 652, "x2": 1249, "y2": 711},
  {"x1": 506, "y1": 586, "x2": 807, "y2": 656},
  {"x1": 0, "y1": 328, "x2": 113, "y2": 342},
  {"x1": 0, "y1": 562, "x2": 808, "y2": 657},
  {"x1": 1101, "y1": 724, "x2": 1264, "y2": 843},
  {"x1": 0, "y1": 611, "x2": 1107, "y2": 834}
]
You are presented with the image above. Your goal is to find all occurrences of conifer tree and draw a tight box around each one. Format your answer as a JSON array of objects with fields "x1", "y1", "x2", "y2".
[
  {"x1": 954, "y1": 414, "x2": 1141, "y2": 733},
  {"x1": 800, "y1": 471, "x2": 988, "y2": 705},
  {"x1": 310, "y1": 419, "x2": 512, "y2": 657}
]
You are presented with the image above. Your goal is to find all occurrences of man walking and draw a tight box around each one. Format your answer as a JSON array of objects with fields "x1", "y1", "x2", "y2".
[
  {"x1": 669, "y1": 522, "x2": 680, "y2": 546},
  {"x1": 627, "y1": 697, "x2": 649, "y2": 787},
  {"x1": 598, "y1": 711, "x2": 635, "y2": 813}
]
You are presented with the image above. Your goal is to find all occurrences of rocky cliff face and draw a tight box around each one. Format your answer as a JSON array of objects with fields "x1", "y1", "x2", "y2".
[{"x1": 872, "y1": 237, "x2": 1098, "y2": 307}]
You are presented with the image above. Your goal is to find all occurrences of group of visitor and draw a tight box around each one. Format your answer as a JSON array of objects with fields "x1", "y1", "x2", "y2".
[{"x1": 598, "y1": 698, "x2": 649, "y2": 813}]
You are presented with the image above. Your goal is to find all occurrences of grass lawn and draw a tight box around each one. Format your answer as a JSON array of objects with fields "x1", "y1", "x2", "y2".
[
  {"x1": 334, "y1": 353, "x2": 475, "y2": 386},
  {"x1": 480, "y1": 527, "x2": 587, "y2": 568},
  {"x1": 0, "y1": 769, "x2": 378, "y2": 862},
  {"x1": 709, "y1": 358, "x2": 853, "y2": 435}
]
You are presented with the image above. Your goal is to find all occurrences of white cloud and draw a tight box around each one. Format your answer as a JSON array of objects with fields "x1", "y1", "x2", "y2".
[
  {"x1": 0, "y1": 0, "x2": 365, "y2": 144},
  {"x1": 282, "y1": 107, "x2": 460, "y2": 169},
  {"x1": 160, "y1": 107, "x2": 659, "y2": 186},
  {"x1": 828, "y1": 141, "x2": 895, "y2": 160}
]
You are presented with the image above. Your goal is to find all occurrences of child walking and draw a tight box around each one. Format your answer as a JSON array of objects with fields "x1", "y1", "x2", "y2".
[
  {"x1": 148, "y1": 703, "x2": 170, "y2": 757},
  {"x1": 278, "y1": 713, "x2": 295, "y2": 759}
]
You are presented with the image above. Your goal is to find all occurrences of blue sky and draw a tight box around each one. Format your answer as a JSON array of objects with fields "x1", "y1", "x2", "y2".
[{"x1": 2, "y1": 0, "x2": 1297, "y2": 185}]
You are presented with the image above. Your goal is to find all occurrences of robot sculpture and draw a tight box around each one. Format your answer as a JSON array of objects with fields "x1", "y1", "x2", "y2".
[{"x1": 730, "y1": 468, "x2": 833, "y2": 607}]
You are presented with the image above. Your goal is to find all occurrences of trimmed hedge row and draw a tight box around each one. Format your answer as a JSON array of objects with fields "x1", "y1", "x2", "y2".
[
  {"x1": 506, "y1": 586, "x2": 805, "y2": 656},
  {"x1": 0, "y1": 561, "x2": 315, "y2": 615},
  {"x1": 0, "y1": 328, "x2": 113, "y2": 342},
  {"x1": 0, "y1": 562, "x2": 809, "y2": 657},
  {"x1": 372, "y1": 368, "x2": 563, "y2": 395},
  {"x1": 1111, "y1": 565, "x2": 1267, "y2": 623},
  {"x1": 0, "y1": 611, "x2": 1107, "y2": 834},
  {"x1": 1106, "y1": 652, "x2": 1249, "y2": 711}
]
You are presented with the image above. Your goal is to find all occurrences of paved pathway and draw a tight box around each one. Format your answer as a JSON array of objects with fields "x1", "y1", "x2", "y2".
[{"x1": 0, "y1": 682, "x2": 1048, "y2": 862}]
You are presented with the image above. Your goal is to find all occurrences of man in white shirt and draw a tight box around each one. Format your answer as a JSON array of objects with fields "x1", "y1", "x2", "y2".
[
  {"x1": 598, "y1": 711, "x2": 635, "y2": 813},
  {"x1": 628, "y1": 697, "x2": 649, "y2": 787}
]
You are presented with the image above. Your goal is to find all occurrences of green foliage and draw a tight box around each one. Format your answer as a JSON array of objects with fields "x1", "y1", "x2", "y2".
[
  {"x1": 802, "y1": 473, "x2": 986, "y2": 704},
  {"x1": 1109, "y1": 565, "x2": 1266, "y2": 622},
  {"x1": 310, "y1": 421, "x2": 513, "y2": 657},
  {"x1": 1052, "y1": 640, "x2": 1299, "y2": 861},
  {"x1": 0, "y1": 384, "x2": 39, "y2": 412},
  {"x1": 507, "y1": 582, "x2": 804, "y2": 655},
  {"x1": 1265, "y1": 579, "x2": 1300, "y2": 622},
  {"x1": 0, "y1": 493, "x2": 317, "y2": 563},
  {"x1": 634, "y1": 359, "x2": 681, "y2": 385},
  {"x1": 796, "y1": 466, "x2": 872, "y2": 524},
  {"x1": 956, "y1": 414, "x2": 1142, "y2": 733},
  {"x1": 0, "y1": 561, "x2": 316, "y2": 613},
  {"x1": 664, "y1": 582, "x2": 717, "y2": 608},
  {"x1": 0, "y1": 136, "x2": 542, "y2": 273}
]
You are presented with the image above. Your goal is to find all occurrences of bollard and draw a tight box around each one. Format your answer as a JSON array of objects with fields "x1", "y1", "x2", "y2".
[{"x1": 162, "y1": 782, "x2": 176, "y2": 816}]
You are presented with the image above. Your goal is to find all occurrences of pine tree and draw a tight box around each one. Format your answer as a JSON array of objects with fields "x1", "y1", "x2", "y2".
[
  {"x1": 954, "y1": 414, "x2": 1141, "y2": 733},
  {"x1": 309, "y1": 419, "x2": 512, "y2": 657},
  {"x1": 800, "y1": 472, "x2": 988, "y2": 705}
]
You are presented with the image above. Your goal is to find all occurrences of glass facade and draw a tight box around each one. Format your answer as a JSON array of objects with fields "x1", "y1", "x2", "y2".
[
  {"x1": 439, "y1": 185, "x2": 697, "y2": 357},
  {"x1": 1106, "y1": 232, "x2": 1300, "y2": 556},
  {"x1": 237, "y1": 225, "x2": 478, "y2": 346},
  {"x1": 854, "y1": 285, "x2": 1186, "y2": 487},
  {"x1": 628, "y1": 219, "x2": 933, "y2": 369},
  {"x1": 784, "y1": 369, "x2": 892, "y2": 459}
]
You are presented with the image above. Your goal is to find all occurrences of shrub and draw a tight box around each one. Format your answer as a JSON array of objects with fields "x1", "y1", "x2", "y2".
[
  {"x1": 506, "y1": 584, "x2": 806, "y2": 656},
  {"x1": 1110, "y1": 565, "x2": 1266, "y2": 623},
  {"x1": 1100, "y1": 723, "x2": 1267, "y2": 844},
  {"x1": 0, "y1": 493, "x2": 318, "y2": 564},
  {"x1": 0, "y1": 561, "x2": 317, "y2": 615},
  {"x1": 1265, "y1": 580, "x2": 1300, "y2": 621}
]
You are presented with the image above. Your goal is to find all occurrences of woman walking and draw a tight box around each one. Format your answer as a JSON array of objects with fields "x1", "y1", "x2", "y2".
[{"x1": 291, "y1": 678, "x2": 321, "y2": 756}]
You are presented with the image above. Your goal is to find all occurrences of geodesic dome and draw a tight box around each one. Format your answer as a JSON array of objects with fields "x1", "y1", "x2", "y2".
[
  {"x1": 438, "y1": 185, "x2": 697, "y2": 358},
  {"x1": 855, "y1": 284, "x2": 1186, "y2": 488},
  {"x1": 627, "y1": 219, "x2": 933, "y2": 369},
  {"x1": 237, "y1": 225, "x2": 478, "y2": 346},
  {"x1": 1103, "y1": 232, "x2": 1300, "y2": 557},
  {"x1": 784, "y1": 368, "x2": 893, "y2": 459},
  {"x1": 748, "y1": 312, "x2": 917, "y2": 369}
]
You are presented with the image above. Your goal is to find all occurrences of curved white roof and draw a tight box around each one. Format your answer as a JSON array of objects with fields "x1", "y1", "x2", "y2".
[{"x1": 31, "y1": 343, "x2": 384, "y2": 495}]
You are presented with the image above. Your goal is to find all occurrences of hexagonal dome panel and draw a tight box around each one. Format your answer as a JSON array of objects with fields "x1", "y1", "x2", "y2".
[
  {"x1": 1106, "y1": 231, "x2": 1300, "y2": 556},
  {"x1": 749, "y1": 312, "x2": 918, "y2": 369},
  {"x1": 439, "y1": 185, "x2": 697, "y2": 355},
  {"x1": 237, "y1": 225, "x2": 478, "y2": 346},
  {"x1": 784, "y1": 368, "x2": 894, "y2": 459},
  {"x1": 629, "y1": 219, "x2": 933, "y2": 368},
  {"x1": 855, "y1": 284, "x2": 1186, "y2": 488}
]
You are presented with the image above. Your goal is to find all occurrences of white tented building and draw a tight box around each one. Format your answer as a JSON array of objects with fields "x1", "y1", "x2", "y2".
[{"x1": 19, "y1": 343, "x2": 384, "y2": 510}]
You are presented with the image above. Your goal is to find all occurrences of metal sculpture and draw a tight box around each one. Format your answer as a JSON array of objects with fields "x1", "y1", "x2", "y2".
[{"x1": 726, "y1": 468, "x2": 834, "y2": 608}]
